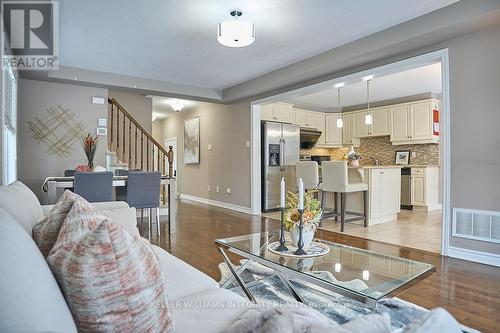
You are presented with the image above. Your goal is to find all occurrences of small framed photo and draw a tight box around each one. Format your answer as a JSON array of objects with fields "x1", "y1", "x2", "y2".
[{"x1": 395, "y1": 150, "x2": 410, "y2": 165}]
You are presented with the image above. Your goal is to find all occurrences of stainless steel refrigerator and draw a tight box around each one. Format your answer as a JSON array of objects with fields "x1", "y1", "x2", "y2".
[{"x1": 261, "y1": 122, "x2": 300, "y2": 212}]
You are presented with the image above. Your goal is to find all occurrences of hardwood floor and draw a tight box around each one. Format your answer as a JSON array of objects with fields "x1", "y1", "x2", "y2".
[{"x1": 145, "y1": 200, "x2": 500, "y2": 333}]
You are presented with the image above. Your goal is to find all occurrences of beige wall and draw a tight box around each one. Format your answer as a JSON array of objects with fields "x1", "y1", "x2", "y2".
[
  {"x1": 108, "y1": 90, "x2": 152, "y2": 134},
  {"x1": 153, "y1": 100, "x2": 251, "y2": 208},
  {"x1": 17, "y1": 79, "x2": 108, "y2": 202}
]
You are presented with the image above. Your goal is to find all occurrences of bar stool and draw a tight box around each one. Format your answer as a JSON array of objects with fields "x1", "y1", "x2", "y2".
[
  {"x1": 74, "y1": 172, "x2": 113, "y2": 202},
  {"x1": 126, "y1": 171, "x2": 161, "y2": 239},
  {"x1": 321, "y1": 161, "x2": 368, "y2": 232},
  {"x1": 295, "y1": 161, "x2": 320, "y2": 191}
]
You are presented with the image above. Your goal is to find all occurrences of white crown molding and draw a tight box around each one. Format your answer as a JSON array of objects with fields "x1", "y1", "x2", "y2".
[
  {"x1": 180, "y1": 194, "x2": 252, "y2": 215},
  {"x1": 448, "y1": 246, "x2": 500, "y2": 267}
]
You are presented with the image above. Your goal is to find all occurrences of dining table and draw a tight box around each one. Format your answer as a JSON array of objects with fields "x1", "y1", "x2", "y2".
[{"x1": 41, "y1": 175, "x2": 177, "y2": 234}]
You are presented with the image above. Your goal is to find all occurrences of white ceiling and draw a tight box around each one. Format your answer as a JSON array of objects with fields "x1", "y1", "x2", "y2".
[
  {"x1": 284, "y1": 63, "x2": 442, "y2": 111},
  {"x1": 152, "y1": 96, "x2": 198, "y2": 120},
  {"x1": 59, "y1": 0, "x2": 457, "y2": 91}
]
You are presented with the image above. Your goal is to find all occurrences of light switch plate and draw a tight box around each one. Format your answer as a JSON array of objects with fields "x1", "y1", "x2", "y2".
[
  {"x1": 208, "y1": 144, "x2": 213, "y2": 150},
  {"x1": 411, "y1": 152, "x2": 417, "y2": 158},
  {"x1": 245, "y1": 140, "x2": 250, "y2": 148},
  {"x1": 96, "y1": 127, "x2": 107, "y2": 136},
  {"x1": 98, "y1": 118, "x2": 107, "y2": 127}
]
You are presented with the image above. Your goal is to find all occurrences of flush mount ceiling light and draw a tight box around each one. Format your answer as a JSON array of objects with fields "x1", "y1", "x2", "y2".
[
  {"x1": 170, "y1": 100, "x2": 184, "y2": 112},
  {"x1": 217, "y1": 10, "x2": 255, "y2": 47}
]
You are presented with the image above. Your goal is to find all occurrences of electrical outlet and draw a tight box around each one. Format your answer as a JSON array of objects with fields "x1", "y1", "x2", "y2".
[
  {"x1": 245, "y1": 140, "x2": 250, "y2": 148},
  {"x1": 226, "y1": 188, "x2": 231, "y2": 194},
  {"x1": 411, "y1": 151, "x2": 417, "y2": 158},
  {"x1": 208, "y1": 185, "x2": 211, "y2": 192},
  {"x1": 216, "y1": 186, "x2": 220, "y2": 193}
]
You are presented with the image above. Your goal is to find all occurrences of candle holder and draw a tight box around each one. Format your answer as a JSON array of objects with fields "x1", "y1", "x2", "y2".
[
  {"x1": 294, "y1": 208, "x2": 307, "y2": 255},
  {"x1": 276, "y1": 207, "x2": 288, "y2": 252}
]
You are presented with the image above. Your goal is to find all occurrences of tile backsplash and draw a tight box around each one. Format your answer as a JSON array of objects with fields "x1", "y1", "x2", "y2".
[{"x1": 304, "y1": 136, "x2": 439, "y2": 165}]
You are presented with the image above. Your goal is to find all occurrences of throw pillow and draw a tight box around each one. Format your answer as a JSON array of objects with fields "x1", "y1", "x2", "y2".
[
  {"x1": 99, "y1": 207, "x2": 140, "y2": 238},
  {"x1": 47, "y1": 216, "x2": 173, "y2": 332},
  {"x1": 33, "y1": 190, "x2": 99, "y2": 257}
]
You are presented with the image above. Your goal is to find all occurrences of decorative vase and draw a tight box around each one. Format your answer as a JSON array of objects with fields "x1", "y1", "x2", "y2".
[
  {"x1": 350, "y1": 159, "x2": 359, "y2": 167},
  {"x1": 290, "y1": 224, "x2": 315, "y2": 250}
]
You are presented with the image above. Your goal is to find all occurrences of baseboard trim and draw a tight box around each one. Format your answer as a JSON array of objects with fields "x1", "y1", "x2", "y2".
[
  {"x1": 448, "y1": 246, "x2": 500, "y2": 267},
  {"x1": 180, "y1": 194, "x2": 252, "y2": 215}
]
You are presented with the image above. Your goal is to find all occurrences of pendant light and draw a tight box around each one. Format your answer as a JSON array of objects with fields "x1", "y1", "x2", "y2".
[
  {"x1": 365, "y1": 79, "x2": 373, "y2": 125},
  {"x1": 217, "y1": 10, "x2": 255, "y2": 47},
  {"x1": 336, "y1": 86, "x2": 343, "y2": 128}
]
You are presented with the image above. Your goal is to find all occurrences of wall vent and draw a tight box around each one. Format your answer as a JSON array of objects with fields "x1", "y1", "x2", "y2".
[{"x1": 453, "y1": 208, "x2": 500, "y2": 244}]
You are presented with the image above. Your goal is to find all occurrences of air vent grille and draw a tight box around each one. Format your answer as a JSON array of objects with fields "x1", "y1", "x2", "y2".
[{"x1": 453, "y1": 208, "x2": 500, "y2": 244}]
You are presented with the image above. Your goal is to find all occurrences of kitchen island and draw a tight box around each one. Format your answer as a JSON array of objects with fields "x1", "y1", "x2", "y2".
[{"x1": 321, "y1": 165, "x2": 402, "y2": 226}]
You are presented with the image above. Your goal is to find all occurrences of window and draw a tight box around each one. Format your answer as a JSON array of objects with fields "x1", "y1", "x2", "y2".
[{"x1": 2, "y1": 62, "x2": 17, "y2": 185}]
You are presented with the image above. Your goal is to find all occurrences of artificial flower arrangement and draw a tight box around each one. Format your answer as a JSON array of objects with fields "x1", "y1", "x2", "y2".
[
  {"x1": 83, "y1": 133, "x2": 99, "y2": 169},
  {"x1": 284, "y1": 190, "x2": 322, "y2": 232}
]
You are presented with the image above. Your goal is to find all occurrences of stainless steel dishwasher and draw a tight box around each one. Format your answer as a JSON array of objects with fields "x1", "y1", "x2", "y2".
[{"x1": 401, "y1": 167, "x2": 412, "y2": 210}]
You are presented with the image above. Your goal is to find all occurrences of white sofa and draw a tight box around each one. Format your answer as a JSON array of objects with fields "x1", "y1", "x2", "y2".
[
  {"x1": 0, "y1": 182, "x2": 250, "y2": 333},
  {"x1": 0, "y1": 182, "x2": 465, "y2": 333}
]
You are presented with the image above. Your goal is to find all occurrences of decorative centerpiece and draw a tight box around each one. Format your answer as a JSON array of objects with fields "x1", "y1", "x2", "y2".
[
  {"x1": 284, "y1": 184, "x2": 322, "y2": 252},
  {"x1": 83, "y1": 133, "x2": 98, "y2": 170},
  {"x1": 347, "y1": 149, "x2": 361, "y2": 167}
]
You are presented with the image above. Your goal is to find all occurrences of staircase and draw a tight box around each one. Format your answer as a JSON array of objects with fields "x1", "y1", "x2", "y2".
[{"x1": 107, "y1": 98, "x2": 173, "y2": 177}]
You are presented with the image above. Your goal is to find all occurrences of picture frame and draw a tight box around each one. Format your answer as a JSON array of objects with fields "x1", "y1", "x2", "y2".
[
  {"x1": 395, "y1": 150, "x2": 410, "y2": 165},
  {"x1": 184, "y1": 116, "x2": 200, "y2": 165}
]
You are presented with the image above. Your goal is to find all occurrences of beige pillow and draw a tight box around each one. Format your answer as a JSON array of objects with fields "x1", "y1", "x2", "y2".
[
  {"x1": 47, "y1": 214, "x2": 173, "y2": 332},
  {"x1": 33, "y1": 190, "x2": 95, "y2": 257}
]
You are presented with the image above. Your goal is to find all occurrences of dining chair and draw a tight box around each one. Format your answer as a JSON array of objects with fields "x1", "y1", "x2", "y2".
[
  {"x1": 321, "y1": 161, "x2": 368, "y2": 232},
  {"x1": 64, "y1": 169, "x2": 76, "y2": 177},
  {"x1": 125, "y1": 171, "x2": 161, "y2": 239},
  {"x1": 73, "y1": 172, "x2": 113, "y2": 202}
]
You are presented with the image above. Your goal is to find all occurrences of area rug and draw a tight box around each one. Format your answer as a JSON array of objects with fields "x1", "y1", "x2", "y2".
[{"x1": 218, "y1": 260, "x2": 479, "y2": 333}]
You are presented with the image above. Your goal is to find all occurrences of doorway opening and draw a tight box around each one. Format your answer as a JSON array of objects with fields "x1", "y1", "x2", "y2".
[{"x1": 250, "y1": 49, "x2": 450, "y2": 255}]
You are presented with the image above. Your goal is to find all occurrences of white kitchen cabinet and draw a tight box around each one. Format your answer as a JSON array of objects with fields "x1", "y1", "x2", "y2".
[
  {"x1": 391, "y1": 99, "x2": 439, "y2": 145},
  {"x1": 368, "y1": 168, "x2": 401, "y2": 225},
  {"x1": 353, "y1": 108, "x2": 390, "y2": 137},
  {"x1": 353, "y1": 111, "x2": 369, "y2": 137},
  {"x1": 411, "y1": 167, "x2": 440, "y2": 211},
  {"x1": 293, "y1": 109, "x2": 308, "y2": 126},
  {"x1": 372, "y1": 108, "x2": 391, "y2": 136},
  {"x1": 324, "y1": 114, "x2": 343, "y2": 147},
  {"x1": 341, "y1": 113, "x2": 359, "y2": 147},
  {"x1": 260, "y1": 103, "x2": 293, "y2": 123}
]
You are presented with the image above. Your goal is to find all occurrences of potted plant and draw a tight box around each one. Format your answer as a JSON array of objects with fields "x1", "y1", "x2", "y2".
[
  {"x1": 347, "y1": 151, "x2": 362, "y2": 167},
  {"x1": 83, "y1": 133, "x2": 98, "y2": 171},
  {"x1": 284, "y1": 190, "x2": 322, "y2": 249}
]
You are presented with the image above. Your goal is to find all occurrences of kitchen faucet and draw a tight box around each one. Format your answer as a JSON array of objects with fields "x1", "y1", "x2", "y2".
[{"x1": 371, "y1": 156, "x2": 380, "y2": 165}]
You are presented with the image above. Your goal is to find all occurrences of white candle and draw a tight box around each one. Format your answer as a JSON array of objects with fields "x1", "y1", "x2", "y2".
[
  {"x1": 280, "y1": 177, "x2": 285, "y2": 208},
  {"x1": 298, "y1": 178, "x2": 304, "y2": 210}
]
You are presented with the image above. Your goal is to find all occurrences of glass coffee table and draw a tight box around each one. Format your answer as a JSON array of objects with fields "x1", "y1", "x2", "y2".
[{"x1": 215, "y1": 232, "x2": 435, "y2": 307}]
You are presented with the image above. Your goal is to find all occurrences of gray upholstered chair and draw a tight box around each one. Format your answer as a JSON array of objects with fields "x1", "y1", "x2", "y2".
[
  {"x1": 126, "y1": 171, "x2": 161, "y2": 238},
  {"x1": 115, "y1": 169, "x2": 129, "y2": 176},
  {"x1": 64, "y1": 169, "x2": 76, "y2": 177},
  {"x1": 321, "y1": 161, "x2": 368, "y2": 232},
  {"x1": 73, "y1": 172, "x2": 113, "y2": 203}
]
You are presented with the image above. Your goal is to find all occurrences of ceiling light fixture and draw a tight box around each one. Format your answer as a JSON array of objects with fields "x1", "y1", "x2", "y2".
[
  {"x1": 170, "y1": 100, "x2": 184, "y2": 112},
  {"x1": 217, "y1": 10, "x2": 255, "y2": 47},
  {"x1": 365, "y1": 79, "x2": 373, "y2": 125},
  {"x1": 336, "y1": 86, "x2": 343, "y2": 128}
]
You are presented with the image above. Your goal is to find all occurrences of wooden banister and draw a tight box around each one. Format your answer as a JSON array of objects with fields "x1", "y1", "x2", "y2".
[{"x1": 108, "y1": 98, "x2": 173, "y2": 177}]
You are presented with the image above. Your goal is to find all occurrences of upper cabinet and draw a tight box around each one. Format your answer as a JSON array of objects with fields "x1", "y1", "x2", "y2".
[
  {"x1": 341, "y1": 113, "x2": 359, "y2": 147},
  {"x1": 324, "y1": 114, "x2": 342, "y2": 147},
  {"x1": 261, "y1": 103, "x2": 293, "y2": 123},
  {"x1": 353, "y1": 108, "x2": 390, "y2": 138},
  {"x1": 390, "y1": 99, "x2": 439, "y2": 145},
  {"x1": 292, "y1": 108, "x2": 326, "y2": 145}
]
